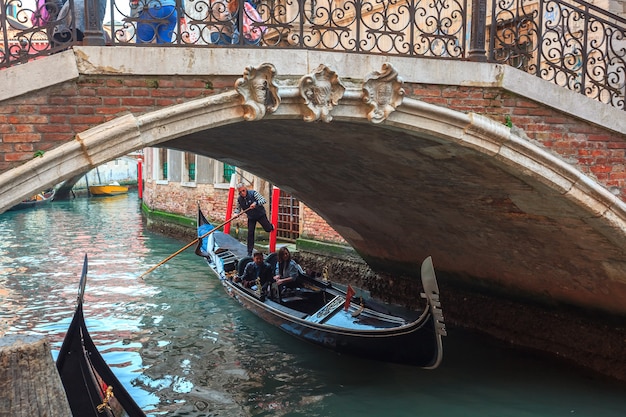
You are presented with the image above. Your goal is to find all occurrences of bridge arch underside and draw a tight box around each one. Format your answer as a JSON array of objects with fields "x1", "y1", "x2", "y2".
[{"x1": 168, "y1": 117, "x2": 626, "y2": 318}]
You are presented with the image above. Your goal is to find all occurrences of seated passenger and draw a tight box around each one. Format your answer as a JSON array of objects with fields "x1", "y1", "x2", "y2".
[
  {"x1": 240, "y1": 250, "x2": 273, "y2": 291},
  {"x1": 273, "y1": 247, "x2": 300, "y2": 291}
]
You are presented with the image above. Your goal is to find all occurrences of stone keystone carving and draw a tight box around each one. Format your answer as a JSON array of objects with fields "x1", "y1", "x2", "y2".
[
  {"x1": 235, "y1": 63, "x2": 281, "y2": 121},
  {"x1": 362, "y1": 63, "x2": 405, "y2": 124},
  {"x1": 299, "y1": 64, "x2": 346, "y2": 123}
]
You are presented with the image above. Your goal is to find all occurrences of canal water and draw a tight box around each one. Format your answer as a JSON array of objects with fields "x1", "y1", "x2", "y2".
[{"x1": 1, "y1": 194, "x2": 625, "y2": 417}]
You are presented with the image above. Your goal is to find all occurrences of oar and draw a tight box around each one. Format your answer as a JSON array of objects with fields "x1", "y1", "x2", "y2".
[{"x1": 139, "y1": 207, "x2": 253, "y2": 279}]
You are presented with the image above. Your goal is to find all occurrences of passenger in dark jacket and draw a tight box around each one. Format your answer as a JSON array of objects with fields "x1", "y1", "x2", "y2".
[
  {"x1": 240, "y1": 250, "x2": 273, "y2": 291},
  {"x1": 236, "y1": 183, "x2": 274, "y2": 256}
]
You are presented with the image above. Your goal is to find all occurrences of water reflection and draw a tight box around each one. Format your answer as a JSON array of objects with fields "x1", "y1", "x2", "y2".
[{"x1": 1, "y1": 194, "x2": 625, "y2": 416}]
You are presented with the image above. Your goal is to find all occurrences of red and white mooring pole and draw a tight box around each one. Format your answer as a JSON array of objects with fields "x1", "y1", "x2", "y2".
[
  {"x1": 223, "y1": 175, "x2": 237, "y2": 235},
  {"x1": 269, "y1": 186, "x2": 280, "y2": 253}
]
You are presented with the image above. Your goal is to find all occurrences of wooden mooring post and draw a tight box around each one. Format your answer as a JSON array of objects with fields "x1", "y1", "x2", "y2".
[{"x1": 0, "y1": 335, "x2": 73, "y2": 417}]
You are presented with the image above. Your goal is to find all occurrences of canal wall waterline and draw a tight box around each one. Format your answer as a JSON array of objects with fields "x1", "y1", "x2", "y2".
[{"x1": 141, "y1": 205, "x2": 626, "y2": 383}]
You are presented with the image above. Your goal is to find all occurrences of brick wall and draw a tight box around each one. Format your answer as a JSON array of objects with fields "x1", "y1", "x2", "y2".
[
  {"x1": 300, "y1": 205, "x2": 347, "y2": 244},
  {"x1": 143, "y1": 180, "x2": 231, "y2": 222},
  {"x1": 0, "y1": 75, "x2": 236, "y2": 172},
  {"x1": 142, "y1": 180, "x2": 349, "y2": 244},
  {"x1": 2, "y1": 77, "x2": 623, "y2": 195},
  {"x1": 407, "y1": 84, "x2": 626, "y2": 194}
]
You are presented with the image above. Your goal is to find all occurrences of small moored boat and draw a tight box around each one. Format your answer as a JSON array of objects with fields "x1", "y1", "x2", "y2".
[
  {"x1": 89, "y1": 182, "x2": 129, "y2": 196},
  {"x1": 56, "y1": 254, "x2": 146, "y2": 417},
  {"x1": 8, "y1": 189, "x2": 55, "y2": 211},
  {"x1": 195, "y1": 206, "x2": 447, "y2": 368}
]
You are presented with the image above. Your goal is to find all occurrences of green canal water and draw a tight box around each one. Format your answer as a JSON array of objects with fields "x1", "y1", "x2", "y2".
[{"x1": 1, "y1": 193, "x2": 625, "y2": 416}]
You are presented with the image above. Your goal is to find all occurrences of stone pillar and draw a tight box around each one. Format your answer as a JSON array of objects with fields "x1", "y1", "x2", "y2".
[{"x1": 0, "y1": 335, "x2": 73, "y2": 417}]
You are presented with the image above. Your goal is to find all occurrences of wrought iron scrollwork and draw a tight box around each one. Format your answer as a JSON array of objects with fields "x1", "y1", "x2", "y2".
[
  {"x1": 1, "y1": 0, "x2": 623, "y2": 112},
  {"x1": 1, "y1": 0, "x2": 74, "y2": 67},
  {"x1": 490, "y1": 0, "x2": 626, "y2": 110}
]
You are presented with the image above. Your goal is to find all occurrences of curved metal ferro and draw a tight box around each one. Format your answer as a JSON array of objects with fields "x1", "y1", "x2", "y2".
[
  {"x1": 362, "y1": 63, "x2": 405, "y2": 124},
  {"x1": 234, "y1": 63, "x2": 280, "y2": 121},
  {"x1": 299, "y1": 64, "x2": 345, "y2": 123}
]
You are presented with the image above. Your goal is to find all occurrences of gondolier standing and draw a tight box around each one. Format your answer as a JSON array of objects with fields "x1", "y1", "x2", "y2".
[{"x1": 236, "y1": 183, "x2": 274, "y2": 256}]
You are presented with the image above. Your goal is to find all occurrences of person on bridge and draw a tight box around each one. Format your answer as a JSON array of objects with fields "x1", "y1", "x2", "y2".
[
  {"x1": 135, "y1": 0, "x2": 186, "y2": 44},
  {"x1": 53, "y1": 0, "x2": 107, "y2": 45},
  {"x1": 207, "y1": 0, "x2": 265, "y2": 45},
  {"x1": 235, "y1": 182, "x2": 274, "y2": 257}
]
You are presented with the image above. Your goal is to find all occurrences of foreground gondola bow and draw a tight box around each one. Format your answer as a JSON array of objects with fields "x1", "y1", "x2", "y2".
[
  {"x1": 56, "y1": 254, "x2": 146, "y2": 417},
  {"x1": 195, "y1": 206, "x2": 446, "y2": 368}
]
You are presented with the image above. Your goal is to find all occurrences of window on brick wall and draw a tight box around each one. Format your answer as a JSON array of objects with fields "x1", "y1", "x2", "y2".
[
  {"x1": 154, "y1": 148, "x2": 169, "y2": 182},
  {"x1": 183, "y1": 152, "x2": 197, "y2": 185},
  {"x1": 223, "y1": 163, "x2": 236, "y2": 183}
]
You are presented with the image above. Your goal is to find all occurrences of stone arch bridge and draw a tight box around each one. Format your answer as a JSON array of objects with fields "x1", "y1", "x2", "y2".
[{"x1": 1, "y1": 47, "x2": 626, "y2": 377}]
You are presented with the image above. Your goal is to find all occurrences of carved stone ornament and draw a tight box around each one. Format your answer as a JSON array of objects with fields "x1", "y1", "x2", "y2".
[
  {"x1": 299, "y1": 64, "x2": 346, "y2": 123},
  {"x1": 362, "y1": 63, "x2": 405, "y2": 124},
  {"x1": 235, "y1": 63, "x2": 281, "y2": 121}
]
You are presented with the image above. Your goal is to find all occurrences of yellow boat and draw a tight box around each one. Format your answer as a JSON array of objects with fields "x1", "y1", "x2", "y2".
[{"x1": 89, "y1": 183, "x2": 129, "y2": 196}]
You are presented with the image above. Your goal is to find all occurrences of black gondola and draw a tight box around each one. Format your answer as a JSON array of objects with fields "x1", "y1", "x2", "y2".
[
  {"x1": 195, "y1": 206, "x2": 447, "y2": 368},
  {"x1": 8, "y1": 189, "x2": 55, "y2": 211},
  {"x1": 56, "y1": 254, "x2": 146, "y2": 417}
]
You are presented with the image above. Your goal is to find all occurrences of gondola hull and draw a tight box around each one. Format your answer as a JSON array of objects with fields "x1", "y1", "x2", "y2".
[
  {"x1": 225, "y1": 280, "x2": 441, "y2": 366},
  {"x1": 56, "y1": 254, "x2": 146, "y2": 417},
  {"x1": 196, "y1": 207, "x2": 446, "y2": 368},
  {"x1": 8, "y1": 189, "x2": 55, "y2": 211}
]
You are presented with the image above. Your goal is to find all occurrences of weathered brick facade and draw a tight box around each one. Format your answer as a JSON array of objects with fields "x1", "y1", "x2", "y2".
[
  {"x1": 142, "y1": 181, "x2": 231, "y2": 223},
  {"x1": 142, "y1": 177, "x2": 349, "y2": 244},
  {"x1": 412, "y1": 84, "x2": 626, "y2": 191},
  {"x1": 300, "y1": 205, "x2": 346, "y2": 243},
  {"x1": 0, "y1": 75, "x2": 237, "y2": 172}
]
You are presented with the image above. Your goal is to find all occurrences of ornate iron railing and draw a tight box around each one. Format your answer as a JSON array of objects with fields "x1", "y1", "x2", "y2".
[
  {"x1": 1, "y1": 0, "x2": 625, "y2": 110},
  {"x1": 490, "y1": 0, "x2": 626, "y2": 110},
  {"x1": 108, "y1": 0, "x2": 468, "y2": 57},
  {"x1": 1, "y1": 0, "x2": 77, "y2": 65}
]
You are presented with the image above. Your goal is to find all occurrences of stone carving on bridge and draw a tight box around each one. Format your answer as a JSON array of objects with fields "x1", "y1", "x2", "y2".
[
  {"x1": 362, "y1": 63, "x2": 404, "y2": 124},
  {"x1": 299, "y1": 64, "x2": 346, "y2": 123},
  {"x1": 235, "y1": 63, "x2": 281, "y2": 121}
]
